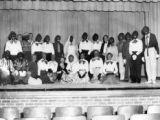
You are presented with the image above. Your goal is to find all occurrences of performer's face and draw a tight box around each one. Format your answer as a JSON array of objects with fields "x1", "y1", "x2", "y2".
[
  {"x1": 107, "y1": 54, "x2": 112, "y2": 60},
  {"x1": 94, "y1": 51, "x2": 99, "y2": 57},
  {"x1": 80, "y1": 53, "x2": 85, "y2": 59},
  {"x1": 70, "y1": 36, "x2": 73, "y2": 43},
  {"x1": 17, "y1": 35, "x2": 22, "y2": 41},
  {"x1": 32, "y1": 55, "x2": 37, "y2": 62},
  {"x1": 29, "y1": 34, "x2": 33, "y2": 40},
  {"x1": 104, "y1": 36, "x2": 108, "y2": 43},
  {"x1": 68, "y1": 55, "x2": 74, "y2": 62}
]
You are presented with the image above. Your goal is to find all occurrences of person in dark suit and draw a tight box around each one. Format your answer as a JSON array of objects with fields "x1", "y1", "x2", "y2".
[
  {"x1": 122, "y1": 32, "x2": 132, "y2": 82},
  {"x1": 53, "y1": 35, "x2": 64, "y2": 63},
  {"x1": 142, "y1": 26, "x2": 159, "y2": 84}
]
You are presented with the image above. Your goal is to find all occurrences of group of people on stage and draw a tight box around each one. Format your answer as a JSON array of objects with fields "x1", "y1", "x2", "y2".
[{"x1": 0, "y1": 26, "x2": 159, "y2": 85}]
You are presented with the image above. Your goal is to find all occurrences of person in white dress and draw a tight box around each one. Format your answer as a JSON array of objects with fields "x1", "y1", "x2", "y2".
[
  {"x1": 64, "y1": 35, "x2": 78, "y2": 62},
  {"x1": 61, "y1": 54, "x2": 78, "y2": 84}
]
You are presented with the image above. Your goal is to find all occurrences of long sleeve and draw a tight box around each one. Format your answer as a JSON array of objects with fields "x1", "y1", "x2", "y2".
[
  {"x1": 31, "y1": 43, "x2": 35, "y2": 54},
  {"x1": 89, "y1": 60, "x2": 93, "y2": 74},
  {"x1": 5, "y1": 42, "x2": 9, "y2": 52},
  {"x1": 153, "y1": 34, "x2": 159, "y2": 54},
  {"x1": 18, "y1": 41, "x2": 23, "y2": 53},
  {"x1": 51, "y1": 44, "x2": 55, "y2": 55}
]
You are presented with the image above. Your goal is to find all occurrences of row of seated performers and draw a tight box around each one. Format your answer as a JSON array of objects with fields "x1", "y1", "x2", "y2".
[{"x1": 0, "y1": 26, "x2": 159, "y2": 85}]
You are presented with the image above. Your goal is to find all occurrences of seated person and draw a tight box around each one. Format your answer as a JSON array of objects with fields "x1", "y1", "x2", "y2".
[
  {"x1": 27, "y1": 54, "x2": 42, "y2": 85},
  {"x1": 13, "y1": 52, "x2": 28, "y2": 84},
  {"x1": 57, "y1": 57, "x2": 68, "y2": 81},
  {"x1": 89, "y1": 50, "x2": 103, "y2": 83},
  {"x1": 76, "y1": 53, "x2": 89, "y2": 83},
  {"x1": 102, "y1": 53, "x2": 118, "y2": 84},
  {"x1": 37, "y1": 54, "x2": 50, "y2": 84},
  {"x1": 47, "y1": 56, "x2": 58, "y2": 83},
  {"x1": 0, "y1": 51, "x2": 15, "y2": 85},
  {"x1": 61, "y1": 54, "x2": 78, "y2": 84}
]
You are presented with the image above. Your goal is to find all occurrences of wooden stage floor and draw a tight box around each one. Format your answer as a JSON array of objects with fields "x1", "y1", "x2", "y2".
[{"x1": 0, "y1": 78, "x2": 160, "y2": 91}]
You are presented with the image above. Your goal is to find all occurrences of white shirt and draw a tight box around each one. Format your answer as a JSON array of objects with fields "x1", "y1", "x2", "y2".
[
  {"x1": 37, "y1": 59, "x2": 48, "y2": 75},
  {"x1": 77, "y1": 59, "x2": 89, "y2": 72},
  {"x1": 47, "y1": 61, "x2": 58, "y2": 73},
  {"x1": 103, "y1": 60, "x2": 118, "y2": 74},
  {"x1": 129, "y1": 38, "x2": 143, "y2": 55},
  {"x1": 92, "y1": 41, "x2": 102, "y2": 52},
  {"x1": 0, "y1": 58, "x2": 14, "y2": 75},
  {"x1": 42, "y1": 42, "x2": 55, "y2": 54},
  {"x1": 66, "y1": 62, "x2": 78, "y2": 74},
  {"x1": 79, "y1": 40, "x2": 92, "y2": 54},
  {"x1": 5, "y1": 40, "x2": 22, "y2": 56},
  {"x1": 31, "y1": 42, "x2": 43, "y2": 54},
  {"x1": 89, "y1": 57, "x2": 103, "y2": 74},
  {"x1": 66, "y1": 45, "x2": 77, "y2": 57}
]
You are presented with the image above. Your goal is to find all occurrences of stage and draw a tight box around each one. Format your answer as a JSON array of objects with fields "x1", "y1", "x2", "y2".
[
  {"x1": 0, "y1": 78, "x2": 160, "y2": 91},
  {"x1": 0, "y1": 78, "x2": 160, "y2": 113}
]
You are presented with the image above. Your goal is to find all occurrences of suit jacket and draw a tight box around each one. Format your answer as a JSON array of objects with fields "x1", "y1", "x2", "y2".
[
  {"x1": 142, "y1": 33, "x2": 159, "y2": 54},
  {"x1": 53, "y1": 42, "x2": 64, "y2": 61}
]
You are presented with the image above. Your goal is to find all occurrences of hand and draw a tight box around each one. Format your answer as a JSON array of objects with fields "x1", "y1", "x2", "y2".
[
  {"x1": 132, "y1": 55, "x2": 137, "y2": 60},
  {"x1": 142, "y1": 57, "x2": 145, "y2": 62},
  {"x1": 123, "y1": 59, "x2": 126, "y2": 63},
  {"x1": 156, "y1": 54, "x2": 160, "y2": 59}
]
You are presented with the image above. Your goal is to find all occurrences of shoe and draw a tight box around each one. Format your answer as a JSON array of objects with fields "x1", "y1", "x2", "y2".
[
  {"x1": 145, "y1": 81, "x2": 152, "y2": 84},
  {"x1": 152, "y1": 81, "x2": 156, "y2": 84}
]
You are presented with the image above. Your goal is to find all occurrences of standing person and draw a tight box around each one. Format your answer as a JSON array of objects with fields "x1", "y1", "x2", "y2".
[
  {"x1": 122, "y1": 32, "x2": 132, "y2": 82},
  {"x1": 64, "y1": 35, "x2": 78, "y2": 62},
  {"x1": 78, "y1": 32, "x2": 92, "y2": 61},
  {"x1": 53, "y1": 35, "x2": 64, "y2": 63},
  {"x1": 90, "y1": 33, "x2": 102, "y2": 59},
  {"x1": 31, "y1": 34, "x2": 43, "y2": 62},
  {"x1": 5, "y1": 31, "x2": 22, "y2": 61},
  {"x1": 117, "y1": 33, "x2": 125, "y2": 81},
  {"x1": 91, "y1": 33, "x2": 102, "y2": 52},
  {"x1": 142, "y1": 26, "x2": 159, "y2": 84},
  {"x1": 42, "y1": 35, "x2": 55, "y2": 61},
  {"x1": 102, "y1": 53, "x2": 118, "y2": 84},
  {"x1": 129, "y1": 31, "x2": 143, "y2": 83},
  {"x1": 100, "y1": 35, "x2": 109, "y2": 61},
  {"x1": 0, "y1": 51, "x2": 15, "y2": 85},
  {"x1": 89, "y1": 50, "x2": 103, "y2": 83},
  {"x1": 104, "y1": 37, "x2": 118, "y2": 62},
  {"x1": 21, "y1": 33, "x2": 33, "y2": 62}
]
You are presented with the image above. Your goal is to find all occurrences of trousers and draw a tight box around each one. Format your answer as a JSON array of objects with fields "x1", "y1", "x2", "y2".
[
  {"x1": 118, "y1": 53, "x2": 125, "y2": 80},
  {"x1": 144, "y1": 47, "x2": 157, "y2": 82}
]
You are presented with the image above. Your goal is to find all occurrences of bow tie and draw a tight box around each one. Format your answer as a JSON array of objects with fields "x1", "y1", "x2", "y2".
[
  {"x1": 92, "y1": 57, "x2": 100, "y2": 61},
  {"x1": 79, "y1": 59, "x2": 86, "y2": 64},
  {"x1": 106, "y1": 61, "x2": 113, "y2": 64},
  {"x1": 133, "y1": 39, "x2": 138, "y2": 43},
  {"x1": 82, "y1": 40, "x2": 88, "y2": 42}
]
